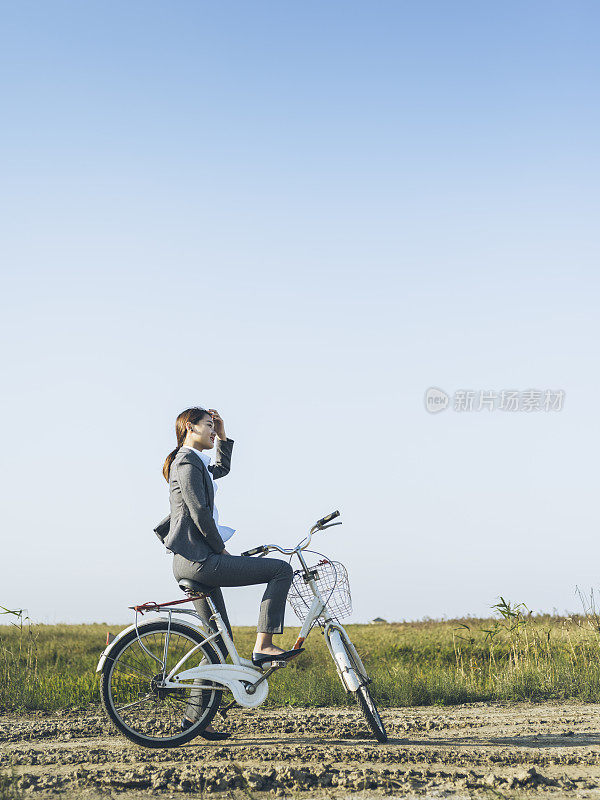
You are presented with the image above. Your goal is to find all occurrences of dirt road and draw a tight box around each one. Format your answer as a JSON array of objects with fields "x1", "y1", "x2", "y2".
[{"x1": 3, "y1": 702, "x2": 600, "y2": 797}]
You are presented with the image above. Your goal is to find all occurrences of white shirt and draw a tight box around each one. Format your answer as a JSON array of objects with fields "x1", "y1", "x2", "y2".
[{"x1": 181, "y1": 446, "x2": 236, "y2": 544}]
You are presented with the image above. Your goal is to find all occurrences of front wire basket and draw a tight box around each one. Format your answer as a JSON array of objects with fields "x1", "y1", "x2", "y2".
[{"x1": 287, "y1": 557, "x2": 352, "y2": 623}]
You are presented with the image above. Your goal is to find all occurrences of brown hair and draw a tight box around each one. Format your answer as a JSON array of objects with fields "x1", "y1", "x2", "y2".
[{"x1": 162, "y1": 406, "x2": 211, "y2": 482}]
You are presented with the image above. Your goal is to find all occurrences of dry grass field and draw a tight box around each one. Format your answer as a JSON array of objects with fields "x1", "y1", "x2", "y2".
[{"x1": 4, "y1": 599, "x2": 600, "y2": 712}]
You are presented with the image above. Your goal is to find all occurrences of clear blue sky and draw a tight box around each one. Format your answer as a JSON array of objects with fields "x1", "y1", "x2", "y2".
[{"x1": 1, "y1": 1, "x2": 599, "y2": 626}]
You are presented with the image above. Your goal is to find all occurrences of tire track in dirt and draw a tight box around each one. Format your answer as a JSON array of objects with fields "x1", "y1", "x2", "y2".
[{"x1": 3, "y1": 702, "x2": 600, "y2": 797}]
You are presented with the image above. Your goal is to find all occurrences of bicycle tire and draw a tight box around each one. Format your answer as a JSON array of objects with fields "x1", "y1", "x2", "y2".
[
  {"x1": 355, "y1": 682, "x2": 388, "y2": 743},
  {"x1": 99, "y1": 620, "x2": 223, "y2": 748},
  {"x1": 338, "y1": 637, "x2": 388, "y2": 743}
]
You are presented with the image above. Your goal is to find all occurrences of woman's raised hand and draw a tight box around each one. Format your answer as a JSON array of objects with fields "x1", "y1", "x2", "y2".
[{"x1": 208, "y1": 409, "x2": 227, "y2": 440}]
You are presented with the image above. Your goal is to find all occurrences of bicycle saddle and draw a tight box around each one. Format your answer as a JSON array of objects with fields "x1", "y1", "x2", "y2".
[{"x1": 178, "y1": 578, "x2": 212, "y2": 597}]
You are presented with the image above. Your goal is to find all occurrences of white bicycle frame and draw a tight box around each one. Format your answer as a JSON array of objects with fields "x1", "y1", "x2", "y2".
[
  {"x1": 98, "y1": 514, "x2": 363, "y2": 705},
  {"x1": 287, "y1": 540, "x2": 364, "y2": 694}
]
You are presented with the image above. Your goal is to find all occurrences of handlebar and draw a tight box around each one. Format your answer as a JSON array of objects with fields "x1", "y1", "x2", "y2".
[
  {"x1": 240, "y1": 545, "x2": 269, "y2": 557},
  {"x1": 241, "y1": 510, "x2": 341, "y2": 558},
  {"x1": 316, "y1": 509, "x2": 340, "y2": 527}
]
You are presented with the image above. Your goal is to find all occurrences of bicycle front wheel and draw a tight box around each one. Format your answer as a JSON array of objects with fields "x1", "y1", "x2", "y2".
[
  {"x1": 355, "y1": 682, "x2": 387, "y2": 743},
  {"x1": 100, "y1": 620, "x2": 223, "y2": 748},
  {"x1": 335, "y1": 634, "x2": 388, "y2": 743}
]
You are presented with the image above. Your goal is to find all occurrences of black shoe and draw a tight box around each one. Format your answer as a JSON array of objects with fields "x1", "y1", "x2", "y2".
[
  {"x1": 181, "y1": 717, "x2": 232, "y2": 740},
  {"x1": 251, "y1": 647, "x2": 305, "y2": 667},
  {"x1": 199, "y1": 729, "x2": 232, "y2": 740}
]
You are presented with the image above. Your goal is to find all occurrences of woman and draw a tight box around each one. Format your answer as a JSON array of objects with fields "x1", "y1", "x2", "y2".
[{"x1": 162, "y1": 407, "x2": 302, "y2": 737}]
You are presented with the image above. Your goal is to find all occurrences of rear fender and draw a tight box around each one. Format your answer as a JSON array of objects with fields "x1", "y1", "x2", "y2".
[{"x1": 95, "y1": 616, "x2": 214, "y2": 673}]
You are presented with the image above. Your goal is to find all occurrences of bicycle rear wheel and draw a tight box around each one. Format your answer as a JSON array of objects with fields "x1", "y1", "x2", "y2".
[{"x1": 99, "y1": 620, "x2": 223, "y2": 748}]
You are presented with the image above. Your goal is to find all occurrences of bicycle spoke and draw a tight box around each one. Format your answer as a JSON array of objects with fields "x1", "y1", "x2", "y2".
[
  {"x1": 112, "y1": 661, "x2": 154, "y2": 681},
  {"x1": 167, "y1": 692, "x2": 208, "y2": 712},
  {"x1": 132, "y1": 635, "x2": 161, "y2": 674},
  {"x1": 116, "y1": 694, "x2": 154, "y2": 712},
  {"x1": 120, "y1": 644, "x2": 157, "y2": 678}
]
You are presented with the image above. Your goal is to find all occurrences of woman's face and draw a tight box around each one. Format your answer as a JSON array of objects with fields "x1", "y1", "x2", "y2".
[{"x1": 189, "y1": 414, "x2": 216, "y2": 450}]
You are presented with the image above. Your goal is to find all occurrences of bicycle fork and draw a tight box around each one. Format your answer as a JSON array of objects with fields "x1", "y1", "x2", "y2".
[{"x1": 288, "y1": 568, "x2": 360, "y2": 693}]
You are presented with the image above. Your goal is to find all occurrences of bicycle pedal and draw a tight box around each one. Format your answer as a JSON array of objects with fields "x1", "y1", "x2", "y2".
[{"x1": 256, "y1": 659, "x2": 288, "y2": 671}]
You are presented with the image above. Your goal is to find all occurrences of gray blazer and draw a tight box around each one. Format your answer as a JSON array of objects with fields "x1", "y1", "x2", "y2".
[{"x1": 154, "y1": 438, "x2": 234, "y2": 562}]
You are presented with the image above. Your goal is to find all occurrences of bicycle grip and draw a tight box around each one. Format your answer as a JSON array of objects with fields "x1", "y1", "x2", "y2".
[
  {"x1": 316, "y1": 510, "x2": 340, "y2": 527},
  {"x1": 241, "y1": 545, "x2": 267, "y2": 557}
]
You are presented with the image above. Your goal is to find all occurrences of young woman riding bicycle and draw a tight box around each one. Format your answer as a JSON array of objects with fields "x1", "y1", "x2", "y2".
[{"x1": 161, "y1": 406, "x2": 303, "y2": 737}]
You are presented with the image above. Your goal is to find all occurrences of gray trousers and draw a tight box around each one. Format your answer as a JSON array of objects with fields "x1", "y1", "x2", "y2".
[
  {"x1": 172, "y1": 552, "x2": 294, "y2": 724},
  {"x1": 172, "y1": 552, "x2": 294, "y2": 636}
]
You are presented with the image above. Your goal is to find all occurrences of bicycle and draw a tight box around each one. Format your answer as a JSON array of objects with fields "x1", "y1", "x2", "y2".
[{"x1": 97, "y1": 510, "x2": 388, "y2": 746}]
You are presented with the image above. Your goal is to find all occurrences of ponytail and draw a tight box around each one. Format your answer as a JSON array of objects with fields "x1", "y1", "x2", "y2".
[{"x1": 162, "y1": 446, "x2": 181, "y2": 482}]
